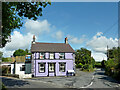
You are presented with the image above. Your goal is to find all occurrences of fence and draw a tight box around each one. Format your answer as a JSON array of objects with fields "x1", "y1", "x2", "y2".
[{"x1": 11, "y1": 56, "x2": 25, "y2": 63}]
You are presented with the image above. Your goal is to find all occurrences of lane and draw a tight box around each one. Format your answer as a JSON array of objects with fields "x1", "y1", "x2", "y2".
[
  {"x1": 88, "y1": 68, "x2": 120, "y2": 88},
  {"x1": 1, "y1": 68, "x2": 120, "y2": 89},
  {"x1": 1, "y1": 77, "x2": 64, "y2": 88}
]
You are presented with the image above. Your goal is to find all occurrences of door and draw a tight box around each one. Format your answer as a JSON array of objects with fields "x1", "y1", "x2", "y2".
[{"x1": 48, "y1": 63, "x2": 56, "y2": 76}]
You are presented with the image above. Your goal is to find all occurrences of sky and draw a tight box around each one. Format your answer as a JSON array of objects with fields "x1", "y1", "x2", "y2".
[{"x1": 0, "y1": 2, "x2": 119, "y2": 61}]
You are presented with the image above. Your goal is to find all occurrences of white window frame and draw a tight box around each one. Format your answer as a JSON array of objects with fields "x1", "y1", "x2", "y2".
[
  {"x1": 49, "y1": 63, "x2": 55, "y2": 72},
  {"x1": 50, "y1": 53, "x2": 54, "y2": 59},
  {"x1": 39, "y1": 52, "x2": 45, "y2": 59},
  {"x1": 59, "y1": 63, "x2": 66, "y2": 72},
  {"x1": 39, "y1": 63, "x2": 45, "y2": 73},
  {"x1": 59, "y1": 53, "x2": 65, "y2": 59}
]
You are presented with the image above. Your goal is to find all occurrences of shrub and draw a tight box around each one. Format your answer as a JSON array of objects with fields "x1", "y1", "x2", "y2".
[{"x1": 76, "y1": 63, "x2": 83, "y2": 68}]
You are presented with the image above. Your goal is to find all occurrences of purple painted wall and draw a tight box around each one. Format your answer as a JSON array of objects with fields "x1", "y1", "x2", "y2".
[
  {"x1": 32, "y1": 52, "x2": 74, "y2": 77},
  {"x1": 34, "y1": 60, "x2": 73, "y2": 77},
  {"x1": 55, "y1": 53, "x2": 59, "y2": 59},
  {"x1": 45, "y1": 53, "x2": 49, "y2": 59}
]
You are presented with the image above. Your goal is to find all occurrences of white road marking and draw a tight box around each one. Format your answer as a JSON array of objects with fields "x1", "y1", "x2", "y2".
[{"x1": 81, "y1": 73, "x2": 95, "y2": 88}]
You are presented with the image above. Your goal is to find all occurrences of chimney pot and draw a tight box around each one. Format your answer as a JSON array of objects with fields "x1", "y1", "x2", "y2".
[{"x1": 65, "y1": 37, "x2": 68, "y2": 44}]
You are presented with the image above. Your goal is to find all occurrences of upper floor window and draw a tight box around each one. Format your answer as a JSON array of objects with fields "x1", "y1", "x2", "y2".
[
  {"x1": 40, "y1": 52, "x2": 45, "y2": 59},
  {"x1": 50, "y1": 53, "x2": 54, "y2": 59},
  {"x1": 59, "y1": 53, "x2": 65, "y2": 59}
]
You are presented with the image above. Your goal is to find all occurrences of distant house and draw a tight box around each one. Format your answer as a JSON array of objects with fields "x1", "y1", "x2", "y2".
[
  {"x1": 10, "y1": 56, "x2": 32, "y2": 78},
  {"x1": 31, "y1": 35, "x2": 75, "y2": 77}
]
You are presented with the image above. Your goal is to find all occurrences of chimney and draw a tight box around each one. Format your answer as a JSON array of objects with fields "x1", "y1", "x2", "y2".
[
  {"x1": 32, "y1": 35, "x2": 35, "y2": 44},
  {"x1": 65, "y1": 37, "x2": 68, "y2": 44}
]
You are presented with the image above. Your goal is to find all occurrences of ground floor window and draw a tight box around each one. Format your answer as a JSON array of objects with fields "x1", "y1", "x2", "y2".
[
  {"x1": 59, "y1": 62, "x2": 66, "y2": 72},
  {"x1": 20, "y1": 65, "x2": 25, "y2": 71},
  {"x1": 49, "y1": 63, "x2": 55, "y2": 72},
  {"x1": 38, "y1": 63, "x2": 45, "y2": 73}
]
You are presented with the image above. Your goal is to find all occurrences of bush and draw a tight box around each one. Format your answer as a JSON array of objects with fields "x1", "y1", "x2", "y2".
[
  {"x1": 2, "y1": 66, "x2": 11, "y2": 75},
  {"x1": 76, "y1": 63, "x2": 83, "y2": 68}
]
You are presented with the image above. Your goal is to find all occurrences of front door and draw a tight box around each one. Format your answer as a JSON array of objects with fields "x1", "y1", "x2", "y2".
[{"x1": 48, "y1": 63, "x2": 56, "y2": 76}]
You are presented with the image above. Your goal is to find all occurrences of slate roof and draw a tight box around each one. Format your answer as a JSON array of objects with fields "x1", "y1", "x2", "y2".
[{"x1": 31, "y1": 42, "x2": 75, "y2": 53}]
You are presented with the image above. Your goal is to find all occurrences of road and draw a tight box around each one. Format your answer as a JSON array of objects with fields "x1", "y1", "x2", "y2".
[
  {"x1": 1, "y1": 68, "x2": 120, "y2": 89},
  {"x1": 1, "y1": 76, "x2": 64, "y2": 88}
]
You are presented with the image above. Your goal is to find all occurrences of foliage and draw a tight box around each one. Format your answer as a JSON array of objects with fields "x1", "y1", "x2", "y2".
[
  {"x1": 104, "y1": 47, "x2": 120, "y2": 80},
  {"x1": 75, "y1": 48, "x2": 95, "y2": 71},
  {"x1": 2, "y1": 2, "x2": 51, "y2": 47},
  {"x1": 13, "y1": 49, "x2": 31, "y2": 57},
  {"x1": 2, "y1": 57, "x2": 9, "y2": 62},
  {"x1": 101, "y1": 60, "x2": 106, "y2": 68},
  {"x1": 2, "y1": 65, "x2": 11, "y2": 75},
  {"x1": 2, "y1": 57, "x2": 12, "y2": 62},
  {"x1": 95, "y1": 62, "x2": 102, "y2": 68},
  {"x1": 0, "y1": 51, "x2": 3, "y2": 59}
]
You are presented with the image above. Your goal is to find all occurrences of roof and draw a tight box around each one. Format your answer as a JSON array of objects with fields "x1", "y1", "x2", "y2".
[{"x1": 31, "y1": 42, "x2": 75, "y2": 53}]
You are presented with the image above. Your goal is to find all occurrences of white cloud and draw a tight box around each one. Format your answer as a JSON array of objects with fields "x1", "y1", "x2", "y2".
[
  {"x1": 67, "y1": 35, "x2": 87, "y2": 44},
  {"x1": 87, "y1": 32, "x2": 118, "y2": 61},
  {"x1": 0, "y1": 31, "x2": 35, "y2": 57},
  {"x1": 25, "y1": 19, "x2": 51, "y2": 35},
  {"x1": 91, "y1": 52, "x2": 107, "y2": 62},
  {"x1": 87, "y1": 32, "x2": 118, "y2": 53},
  {"x1": 52, "y1": 30, "x2": 64, "y2": 40}
]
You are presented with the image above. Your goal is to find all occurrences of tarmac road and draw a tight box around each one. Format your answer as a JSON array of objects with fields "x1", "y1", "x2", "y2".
[{"x1": 1, "y1": 68, "x2": 120, "y2": 89}]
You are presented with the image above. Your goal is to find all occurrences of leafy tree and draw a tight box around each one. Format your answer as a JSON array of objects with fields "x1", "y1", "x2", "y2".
[
  {"x1": 2, "y1": 57, "x2": 9, "y2": 62},
  {"x1": 2, "y1": 2, "x2": 51, "y2": 47},
  {"x1": 104, "y1": 47, "x2": 120, "y2": 80},
  {"x1": 13, "y1": 49, "x2": 31, "y2": 57},
  {"x1": 75, "y1": 48, "x2": 95, "y2": 71},
  {"x1": 101, "y1": 60, "x2": 106, "y2": 68},
  {"x1": 13, "y1": 49, "x2": 27, "y2": 57}
]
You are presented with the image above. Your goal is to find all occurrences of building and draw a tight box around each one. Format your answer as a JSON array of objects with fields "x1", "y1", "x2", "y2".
[
  {"x1": 11, "y1": 56, "x2": 32, "y2": 78},
  {"x1": 31, "y1": 35, "x2": 75, "y2": 77}
]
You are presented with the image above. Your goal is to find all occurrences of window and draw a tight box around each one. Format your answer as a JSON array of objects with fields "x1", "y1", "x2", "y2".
[
  {"x1": 39, "y1": 52, "x2": 45, "y2": 59},
  {"x1": 39, "y1": 63, "x2": 45, "y2": 73},
  {"x1": 59, "y1": 63, "x2": 66, "y2": 72},
  {"x1": 50, "y1": 53, "x2": 54, "y2": 59},
  {"x1": 49, "y1": 63, "x2": 55, "y2": 72},
  {"x1": 59, "y1": 53, "x2": 65, "y2": 59},
  {"x1": 20, "y1": 65, "x2": 25, "y2": 71}
]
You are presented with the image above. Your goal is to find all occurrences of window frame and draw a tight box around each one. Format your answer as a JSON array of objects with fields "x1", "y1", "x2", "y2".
[
  {"x1": 20, "y1": 65, "x2": 25, "y2": 71},
  {"x1": 48, "y1": 63, "x2": 55, "y2": 72},
  {"x1": 59, "y1": 62, "x2": 66, "y2": 72},
  {"x1": 59, "y1": 53, "x2": 65, "y2": 59},
  {"x1": 39, "y1": 52, "x2": 45, "y2": 59},
  {"x1": 49, "y1": 53, "x2": 55, "y2": 59},
  {"x1": 38, "y1": 63, "x2": 45, "y2": 73}
]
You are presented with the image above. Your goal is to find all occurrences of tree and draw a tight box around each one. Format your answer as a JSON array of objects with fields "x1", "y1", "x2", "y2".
[
  {"x1": 13, "y1": 49, "x2": 27, "y2": 57},
  {"x1": 75, "y1": 48, "x2": 95, "y2": 71},
  {"x1": 2, "y1": 2, "x2": 51, "y2": 47}
]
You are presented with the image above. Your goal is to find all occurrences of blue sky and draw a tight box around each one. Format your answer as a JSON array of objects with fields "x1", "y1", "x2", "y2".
[{"x1": 2, "y1": 2, "x2": 119, "y2": 61}]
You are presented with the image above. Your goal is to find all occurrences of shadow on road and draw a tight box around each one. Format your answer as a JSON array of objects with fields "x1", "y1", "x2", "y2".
[
  {"x1": 2, "y1": 77, "x2": 30, "y2": 87},
  {"x1": 98, "y1": 76, "x2": 120, "y2": 84},
  {"x1": 96, "y1": 70, "x2": 120, "y2": 85}
]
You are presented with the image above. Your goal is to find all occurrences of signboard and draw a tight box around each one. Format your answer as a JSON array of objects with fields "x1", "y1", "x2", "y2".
[{"x1": 26, "y1": 55, "x2": 31, "y2": 60}]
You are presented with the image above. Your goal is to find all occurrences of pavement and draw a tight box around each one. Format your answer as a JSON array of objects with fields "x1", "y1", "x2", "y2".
[{"x1": 1, "y1": 68, "x2": 120, "y2": 89}]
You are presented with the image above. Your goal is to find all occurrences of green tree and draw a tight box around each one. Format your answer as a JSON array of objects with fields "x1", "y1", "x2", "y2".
[
  {"x1": 13, "y1": 49, "x2": 27, "y2": 57},
  {"x1": 104, "y1": 47, "x2": 120, "y2": 80},
  {"x1": 2, "y1": 2, "x2": 51, "y2": 47},
  {"x1": 75, "y1": 48, "x2": 95, "y2": 71}
]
